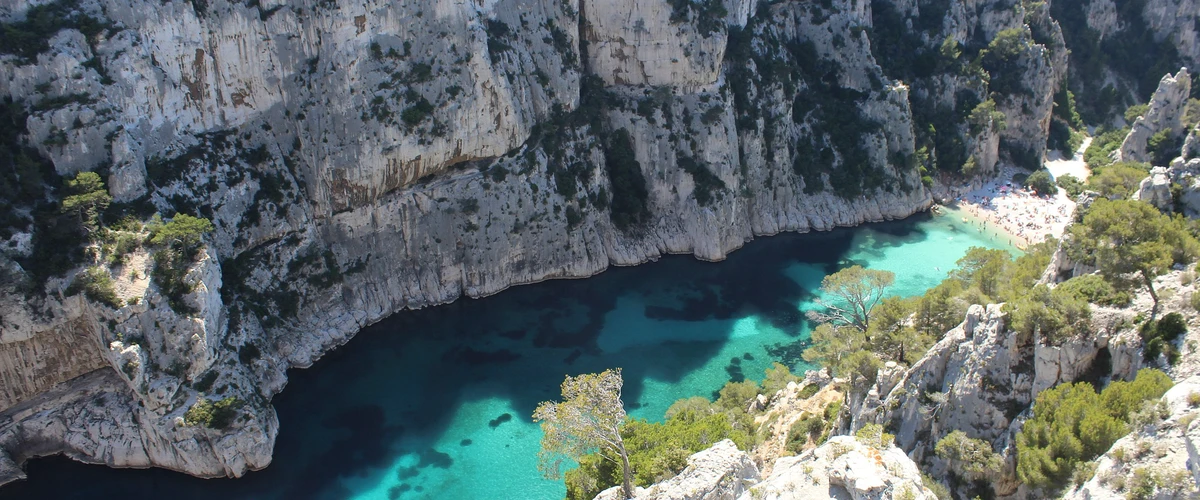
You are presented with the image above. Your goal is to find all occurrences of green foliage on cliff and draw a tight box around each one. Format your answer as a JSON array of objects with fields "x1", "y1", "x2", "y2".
[
  {"x1": 936, "y1": 430, "x2": 1002, "y2": 483},
  {"x1": 667, "y1": 0, "x2": 727, "y2": 36},
  {"x1": 1085, "y1": 162, "x2": 1149, "y2": 199},
  {"x1": 1050, "y1": 0, "x2": 1183, "y2": 121},
  {"x1": 1067, "y1": 198, "x2": 1200, "y2": 311},
  {"x1": 1141, "y1": 312, "x2": 1188, "y2": 364},
  {"x1": 1025, "y1": 170, "x2": 1056, "y2": 196},
  {"x1": 65, "y1": 266, "x2": 122, "y2": 308},
  {"x1": 979, "y1": 28, "x2": 1031, "y2": 96},
  {"x1": 563, "y1": 376, "x2": 763, "y2": 500},
  {"x1": 1054, "y1": 274, "x2": 1130, "y2": 307},
  {"x1": 1083, "y1": 128, "x2": 1130, "y2": 170},
  {"x1": 184, "y1": 396, "x2": 243, "y2": 429},
  {"x1": 1017, "y1": 369, "x2": 1172, "y2": 492},
  {"x1": 677, "y1": 156, "x2": 726, "y2": 206},
  {"x1": 0, "y1": 0, "x2": 111, "y2": 62},
  {"x1": 604, "y1": 128, "x2": 650, "y2": 230},
  {"x1": 1148, "y1": 128, "x2": 1184, "y2": 166},
  {"x1": 148, "y1": 213, "x2": 215, "y2": 314},
  {"x1": 1005, "y1": 284, "x2": 1091, "y2": 344}
]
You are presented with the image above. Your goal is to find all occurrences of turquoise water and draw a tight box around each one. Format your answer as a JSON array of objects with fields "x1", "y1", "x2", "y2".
[{"x1": 0, "y1": 212, "x2": 1014, "y2": 500}]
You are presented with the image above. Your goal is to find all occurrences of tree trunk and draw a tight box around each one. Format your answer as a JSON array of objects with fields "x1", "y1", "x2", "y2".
[
  {"x1": 1144, "y1": 272, "x2": 1160, "y2": 318},
  {"x1": 618, "y1": 442, "x2": 634, "y2": 499}
]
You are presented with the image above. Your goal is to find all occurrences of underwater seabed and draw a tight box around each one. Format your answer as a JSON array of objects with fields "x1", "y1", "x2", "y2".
[{"x1": 0, "y1": 211, "x2": 1017, "y2": 500}]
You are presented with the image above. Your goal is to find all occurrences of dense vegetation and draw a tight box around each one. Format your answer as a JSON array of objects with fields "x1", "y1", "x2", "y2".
[
  {"x1": 183, "y1": 396, "x2": 243, "y2": 429},
  {"x1": 804, "y1": 241, "x2": 1059, "y2": 388},
  {"x1": 562, "y1": 364, "x2": 804, "y2": 500},
  {"x1": 1067, "y1": 199, "x2": 1200, "y2": 312},
  {"x1": 148, "y1": 214, "x2": 216, "y2": 313},
  {"x1": 1050, "y1": 0, "x2": 1183, "y2": 121},
  {"x1": 603, "y1": 129, "x2": 650, "y2": 230},
  {"x1": 1016, "y1": 369, "x2": 1173, "y2": 493}
]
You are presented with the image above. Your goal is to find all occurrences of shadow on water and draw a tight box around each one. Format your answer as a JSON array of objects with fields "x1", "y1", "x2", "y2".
[{"x1": 0, "y1": 217, "x2": 944, "y2": 500}]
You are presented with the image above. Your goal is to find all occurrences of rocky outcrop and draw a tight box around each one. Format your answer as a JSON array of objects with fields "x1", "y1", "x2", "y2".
[
  {"x1": 861, "y1": 303, "x2": 1141, "y2": 497},
  {"x1": 594, "y1": 440, "x2": 758, "y2": 500},
  {"x1": 1133, "y1": 165, "x2": 1174, "y2": 210},
  {"x1": 1185, "y1": 125, "x2": 1200, "y2": 160},
  {"x1": 0, "y1": 0, "x2": 1070, "y2": 483},
  {"x1": 601, "y1": 435, "x2": 939, "y2": 500},
  {"x1": 739, "y1": 436, "x2": 938, "y2": 500},
  {"x1": 1118, "y1": 68, "x2": 1192, "y2": 164}
]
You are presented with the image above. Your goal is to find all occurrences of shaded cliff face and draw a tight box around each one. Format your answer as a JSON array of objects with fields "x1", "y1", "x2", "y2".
[
  {"x1": 1052, "y1": 0, "x2": 1200, "y2": 122},
  {"x1": 0, "y1": 0, "x2": 1092, "y2": 483}
]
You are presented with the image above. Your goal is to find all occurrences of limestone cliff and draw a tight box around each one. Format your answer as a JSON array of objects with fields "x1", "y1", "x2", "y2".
[
  {"x1": 0, "y1": 0, "x2": 1073, "y2": 484},
  {"x1": 1118, "y1": 68, "x2": 1192, "y2": 164},
  {"x1": 858, "y1": 266, "x2": 1200, "y2": 499}
]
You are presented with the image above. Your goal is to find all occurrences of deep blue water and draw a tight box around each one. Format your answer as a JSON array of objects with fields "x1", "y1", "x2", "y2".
[{"x1": 0, "y1": 212, "x2": 1015, "y2": 500}]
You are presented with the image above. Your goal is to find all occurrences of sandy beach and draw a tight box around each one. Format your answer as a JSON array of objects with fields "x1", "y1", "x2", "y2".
[{"x1": 943, "y1": 166, "x2": 1078, "y2": 250}]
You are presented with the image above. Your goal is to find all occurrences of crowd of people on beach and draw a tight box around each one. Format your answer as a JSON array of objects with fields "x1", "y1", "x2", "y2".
[{"x1": 953, "y1": 168, "x2": 1076, "y2": 248}]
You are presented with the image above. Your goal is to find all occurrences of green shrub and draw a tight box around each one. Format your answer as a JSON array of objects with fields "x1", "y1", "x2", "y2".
[
  {"x1": 1005, "y1": 284, "x2": 1091, "y2": 344},
  {"x1": 400, "y1": 96, "x2": 434, "y2": 126},
  {"x1": 183, "y1": 396, "x2": 242, "y2": 429},
  {"x1": 854, "y1": 423, "x2": 894, "y2": 450},
  {"x1": 238, "y1": 344, "x2": 261, "y2": 364},
  {"x1": 604, "y1": 129, "x2": 650, "y2": 230},
  {"x1": 1056, "y1": 274, "x2": 1131, "y2": 307},
  {"x1": 785, "y1": 412, "x2": 826, "y2": 453},
  {"x1": 1026, "y1": 170, "x2": 1057, "y2": 197},
  {"x1": 922, "y1": 473, "x2": 952, "y2": 500},
  {"x1": 148, "y1": 214, "x2": 213, "y2": 314},
  {"x1": 1148, "y1": 129, "x2": 1183, "y2": 166},
  {"x1": 564, "y1": 390, "x2": 756, "y2": 500},
  {"x1": 1124, "y1": 104, "x2": 1150, "y2": 123},
  {"x1": 1016, "y1": 369, "x2": 1172, "y2": 492},
  {"x1": 761, "y1": 362, "x2": 800, "y2": 396},
  {"x1": 1083, "y1": 128, "x2": 1130, "y2": 170},
  {"x1": 1056, "y1": 174, "x2": 1085, "y2": 198},
  {"x1": 935, "y1": 430, "x2": 1002, "y2": 482},
  {"x1": 0, "y1": 0, "x2": 112, "y2": 62},
  {"x1": 1141, "y1": 312, "x2": 1188, "y2": 364},
  {"x1": 66, "y1": 266, "x2": 122, "y2": 308},
  {"x1": 677, "y1": 156, "x2": 725, "y2": 207},
  {"x1": 1085, "y1": 162, "x2": 1150, "y2": 199}
]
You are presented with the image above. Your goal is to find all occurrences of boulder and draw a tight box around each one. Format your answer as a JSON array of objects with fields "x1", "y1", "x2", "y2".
[
  {"x1": 737, "y1": 436, "x2": 938, "y2": 500},
  {"x1": 594, "y1": 439, "x2": 758, "y2": 500},
  {"x1": 1118, "y1": 68, "x2": 1192, "y2": 164}
]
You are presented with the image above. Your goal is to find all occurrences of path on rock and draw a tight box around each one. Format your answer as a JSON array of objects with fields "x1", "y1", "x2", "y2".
[{"x1": 1046, "y1": 136, "x2": 1094, "y2": 182}]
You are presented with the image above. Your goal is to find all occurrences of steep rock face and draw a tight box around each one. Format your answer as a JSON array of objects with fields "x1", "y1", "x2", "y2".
[
  {"x1": 1118, "y1": 68, "x2": 1192, "y2": 164},
  {"x1": 581, "y1": 0, "x2": 736, "y2": 90},
  {"x1": 861, "y1": 304, "x2": 1141, "y2": 496},
  {"x1": 0, "y1": 0, "x2": 580, "y2": 213},
  {"x1": 594, "y1": 439, "x2": 758, "y2": 500},
  {"x1": 738, "y1": 436, "x2": 938, "y2": 500},
  {"x1": 1144, "y1": 0, "x2": 1200, "y2": 68},
  {"x1": 0, "y1": 0, "x2": 1067, "y2": 483},
  {"x1": 1185, "y1": 124, "x2": 1200, "y2": 160}
]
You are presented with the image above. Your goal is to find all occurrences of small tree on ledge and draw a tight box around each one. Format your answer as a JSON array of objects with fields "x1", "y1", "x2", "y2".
[{"x1": 534, "y1": 368, "x2": 634, "y2": 499}]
